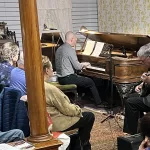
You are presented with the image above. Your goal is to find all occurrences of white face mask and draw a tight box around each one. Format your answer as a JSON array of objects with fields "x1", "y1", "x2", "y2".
[{"x1": 49, "y1": 71, "x2": 58, "y2": 82}]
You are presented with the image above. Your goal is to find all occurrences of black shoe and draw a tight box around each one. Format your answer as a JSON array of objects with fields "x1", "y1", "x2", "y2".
[{"x1": 96, "y1": 101, "x2": 109, "y2": 108}]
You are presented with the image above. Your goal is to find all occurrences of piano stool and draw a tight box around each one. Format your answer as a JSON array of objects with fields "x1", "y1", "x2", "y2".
[{"x1": 48, "y1": 82, "x2": 78, "y2": 103}]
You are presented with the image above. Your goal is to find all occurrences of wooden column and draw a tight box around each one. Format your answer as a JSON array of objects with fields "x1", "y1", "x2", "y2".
[{"x1": 18, "y1": 0, "x2": 50, "y2": 142}]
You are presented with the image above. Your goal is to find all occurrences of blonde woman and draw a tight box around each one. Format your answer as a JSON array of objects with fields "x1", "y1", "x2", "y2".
[
  {"x1": 42, "y1": 56, "x2": 95, "y2": 150},
  {"x1": 0, "y1": 42, "x2": 19, "y2": 86}
]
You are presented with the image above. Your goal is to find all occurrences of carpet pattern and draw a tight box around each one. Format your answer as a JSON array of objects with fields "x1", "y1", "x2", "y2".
[{"x1": 83, "y1": 108, "x2": 124, "y2": 150}]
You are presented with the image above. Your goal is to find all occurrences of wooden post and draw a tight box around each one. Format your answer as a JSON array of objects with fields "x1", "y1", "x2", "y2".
[{"x1": 18, "y1": 0, "x2": 51, "y2": 142}]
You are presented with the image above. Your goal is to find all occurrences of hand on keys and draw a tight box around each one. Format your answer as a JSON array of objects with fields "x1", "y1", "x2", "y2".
[{"x1": 81, "y1": 62, "x2": 91, "y2": 69}]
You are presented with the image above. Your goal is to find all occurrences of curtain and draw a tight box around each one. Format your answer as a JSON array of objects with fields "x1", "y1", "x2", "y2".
[
  {"x1": 36, "y1": 0, "x2": 48, "y2": 37},
  {"x1": 37, "y1": 0, "x2": 72, "y2": 41}
]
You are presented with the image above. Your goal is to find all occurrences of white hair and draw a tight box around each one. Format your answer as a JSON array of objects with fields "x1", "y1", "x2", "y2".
[
  {"x1": 0, "y1": 42, "x2": 19, "y2": 62},
  {"x1": 17, "y1": 51, "x2": 24, "y2": 65},
  {"x1": 137, "y1": 43, "x2": 150, "y2": 57}
]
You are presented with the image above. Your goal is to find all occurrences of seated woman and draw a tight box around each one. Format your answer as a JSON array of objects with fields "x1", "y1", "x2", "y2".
[
  {"x1": 42, "y1": 56, "x2": 95, "y2": 150},
  {"x1": 0, "y1": 42, "x2": 19, "y2": 86},
  {"x1": 10, "y1": 53, "x2": 70, "y2": 150}
]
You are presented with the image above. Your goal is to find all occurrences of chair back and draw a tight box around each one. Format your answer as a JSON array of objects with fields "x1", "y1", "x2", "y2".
[
  {"x1": 0, "y1": 84, "x2": 5, "y2": 93},
  {"x1": 1, "y1": 87, "x2": 20, "y2": 131},
  {"x1": 1, "y1": 87, "x2": 30, "y2": 137}
]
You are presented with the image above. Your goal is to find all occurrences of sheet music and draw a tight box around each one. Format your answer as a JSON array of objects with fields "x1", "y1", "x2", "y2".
[
  {"x1": 82, "y1": 40, "x2": 95, "y2": 55},
  {"x1": 91, "y1": 42, "x2": 105, "y2": 57}
]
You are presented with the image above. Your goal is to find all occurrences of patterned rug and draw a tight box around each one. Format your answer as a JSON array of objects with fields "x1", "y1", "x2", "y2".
[{"x1": 82, "y1": 105, "x2": 125, "y2": 150}]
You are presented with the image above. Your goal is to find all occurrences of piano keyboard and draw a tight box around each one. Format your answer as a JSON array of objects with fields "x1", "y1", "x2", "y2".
[{"x1": 86, "y1": 66, "x2": 105, "y2": 72}]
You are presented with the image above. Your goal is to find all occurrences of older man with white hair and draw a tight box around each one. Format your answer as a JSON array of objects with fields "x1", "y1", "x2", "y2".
[
  {"x1": 10, "y1": 51, "x2": 26, "y2": 96},
  {"x1": 123, "y1": 43, "x2": 150, "y2": 135}
]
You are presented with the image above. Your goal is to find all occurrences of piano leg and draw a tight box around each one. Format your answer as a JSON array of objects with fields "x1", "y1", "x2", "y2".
[{"x1": 101, "y1": 82, "x2": 139, "y2": 124}]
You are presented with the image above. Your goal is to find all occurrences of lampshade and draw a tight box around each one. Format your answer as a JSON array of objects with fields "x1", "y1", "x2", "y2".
[{"x1": 79, "y1": 26, "x2": 88, "y2": 32}]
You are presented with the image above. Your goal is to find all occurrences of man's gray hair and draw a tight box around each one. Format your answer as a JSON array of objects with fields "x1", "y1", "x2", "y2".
[
  {"x1": 0, "y1": 42, "x2": 19, "y2": 61},
  {"x1": 17, "y1": 50, "x2": 24, "y2": 65},
  {"x1": 137, "y1": 43, "x2": 150, "y2": 57}
]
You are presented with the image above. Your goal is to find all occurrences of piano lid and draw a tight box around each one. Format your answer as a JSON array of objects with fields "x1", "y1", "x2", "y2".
[{"x1": 79, "y1": 31, "x2": 150, "y2": 50}]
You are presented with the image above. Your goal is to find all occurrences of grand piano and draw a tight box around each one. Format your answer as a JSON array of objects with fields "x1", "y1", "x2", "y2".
[{"x1": 77, "y1": 30, "x2": 150, "y2": 99}]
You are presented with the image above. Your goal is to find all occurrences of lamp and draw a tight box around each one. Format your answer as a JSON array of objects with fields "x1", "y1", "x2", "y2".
[{"x1": 79, "y1": 26, "x2": 88, "y2": 32}]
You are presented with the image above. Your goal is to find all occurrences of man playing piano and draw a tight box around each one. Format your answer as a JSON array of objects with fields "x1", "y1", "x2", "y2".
[
  {"x1": 55, "y1": 31, "x2": 103, "y2": 108},
  {"x1": 123, "y1": 43, "x2": 150, "y2": 135}
]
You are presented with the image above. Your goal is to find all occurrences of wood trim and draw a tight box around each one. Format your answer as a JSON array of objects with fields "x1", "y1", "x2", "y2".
[{"x1": 18, "y1": 0, "x2": 51, "y2": 142}]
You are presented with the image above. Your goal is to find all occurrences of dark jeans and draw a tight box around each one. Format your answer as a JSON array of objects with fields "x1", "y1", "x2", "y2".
[
  {"x1": 58, "y1": 74, "x2": 102, "y2": 105},
  {"x1": 63, "y1": 112, "x2": 95, "y2": 150},
  {"x1": 123, "y1": 93, "x2": 150, "y2": 135}
]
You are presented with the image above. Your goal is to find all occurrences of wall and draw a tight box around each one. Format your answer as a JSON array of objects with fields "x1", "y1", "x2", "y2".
[
  {"x1": 0, "y1": 0, "x2": 99, "y2": 50},
  {"x1": 98, "y1": 0, "x2": 150, "y2": 34},
  {"x1": 72, "y1": 0, "x2": 99, "y2": 49},
  {"x1": 0, "y1": 0, "x2": 22, "y2": 49}
]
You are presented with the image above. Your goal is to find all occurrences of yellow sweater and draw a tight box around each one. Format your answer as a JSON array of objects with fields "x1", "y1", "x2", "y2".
[{"x1": 44, "y1": 82, "x2": 82, "y2": 132}]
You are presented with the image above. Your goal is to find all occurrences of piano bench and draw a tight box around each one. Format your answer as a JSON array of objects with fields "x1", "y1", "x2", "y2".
[{"x1": 48, "y1": 82, "x2": 78, "y2": 103}]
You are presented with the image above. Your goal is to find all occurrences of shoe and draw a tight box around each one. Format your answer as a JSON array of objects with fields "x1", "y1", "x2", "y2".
[{"x1": 96, "y1": 101, "x2": 109, "y2": 108}]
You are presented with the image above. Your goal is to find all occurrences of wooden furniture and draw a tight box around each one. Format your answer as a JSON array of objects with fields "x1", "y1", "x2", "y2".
[
  {"x1": 41, "y1": 42, "x2": 57, "y2": 67},
  {"x1": 41, "y1": 31, "x2": 63, "y2": 70},
  {"x1": 18, "y1": 0, "x2": 62, "y2": 149},
  {"x1": 41, "y1": 43, "x2": 57, "y2": 48},
  {"x1": 0, "y1": 22, "x2": 18, "y2": 46},
  {"x1": 33, "y1": 138, "x2": 62, "y2": 150},
  {"x1": 77, "y1": 31, "x2": 150, "y2": 99},
  {"x1": 9, "y1": 138, "x2": 62, "y2": 150}
]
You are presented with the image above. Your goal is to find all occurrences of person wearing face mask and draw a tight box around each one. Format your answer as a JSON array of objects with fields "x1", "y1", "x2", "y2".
[
  {"x1": 43, "y1": 56, "x2": 95, "y2": 150},
  {"x1": 0, "y1": 42, "x2": 19, "y2": 86}
]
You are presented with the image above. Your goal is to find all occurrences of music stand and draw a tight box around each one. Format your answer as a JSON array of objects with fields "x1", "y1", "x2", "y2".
[{"x1": 101, "y1": 44, "x2": 115, "y2": 123}]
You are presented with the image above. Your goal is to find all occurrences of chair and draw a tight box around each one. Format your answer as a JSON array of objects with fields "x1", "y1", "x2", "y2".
[
  {"x1": 49, "y1": 82, "x2": 78, "y2": 103},
  {"x1": 0, "y1": 87, "x2": 30, "y2": 137},
  {"x1": 0, "y1": 84, "x2": 5, "y2": 93}
]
